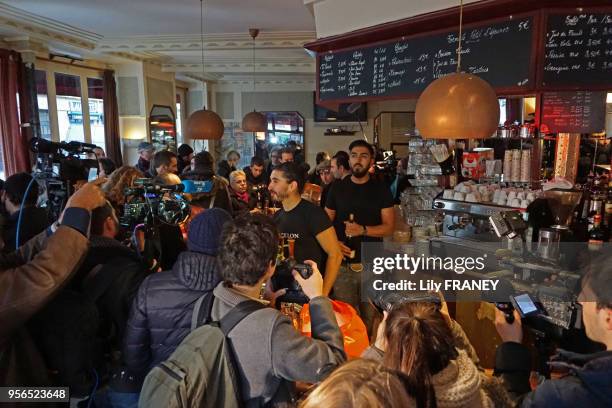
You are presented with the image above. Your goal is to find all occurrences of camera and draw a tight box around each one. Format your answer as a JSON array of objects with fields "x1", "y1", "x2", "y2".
[
  {"x1": 271, "y1": 258, "x2": 313, "y2": 305},
  {"x1": 30, "y1": 137, "x2": 101, "y2": 221},
  {"x1": 119, "y1": 178, "x2": 190, "y2": 233}
]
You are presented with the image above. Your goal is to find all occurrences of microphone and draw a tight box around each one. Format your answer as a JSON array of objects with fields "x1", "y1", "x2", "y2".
[{"x1": 181, "y1": 179, "x2": 213, "y2": 194}]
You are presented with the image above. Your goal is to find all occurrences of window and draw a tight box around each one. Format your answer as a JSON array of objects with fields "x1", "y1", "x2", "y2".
[
  {"x1": 35, "y1": 70, "x2": 52, "y2": 140},
  {"x1": 34, "y1": 61, "x2": 106, "y2": 151},
  {"x1": 176, "y1": 93, "x2": 183, "y2": 145},
  {"x1": 87, "y1": 78, "x2": 105, "y2": 150},
  {"x1": 55, "y1": 73, "x2": 85, "y2": 143}
]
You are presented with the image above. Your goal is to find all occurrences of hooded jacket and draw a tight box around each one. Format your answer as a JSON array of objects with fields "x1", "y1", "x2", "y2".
[
  {"x1": 496, "y1": 343, "x2": 612, "y2": 407},
  {"x1": 123, "y1": 251, "x2": 221, "y2": 375}
]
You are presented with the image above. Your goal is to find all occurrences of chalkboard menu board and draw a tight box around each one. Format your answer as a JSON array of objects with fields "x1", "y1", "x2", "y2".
[
  {"x1": 318, "y1": 16, "x2": 534, "y2": 101},
  {"x1": 541, "y1": 91, "x2": 606, "y2": 133},
  {"x1": 542, "y1": 13, "x2": 612, "y2": 87}
]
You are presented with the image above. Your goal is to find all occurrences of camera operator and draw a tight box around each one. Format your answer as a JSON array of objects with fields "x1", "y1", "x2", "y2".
[
  {"x1": 150, "y1": 150, "x2": 178, "y2": 177},
  {"x1": 269, "y1": 162, "x2": 343, "y2": 296},
  {"x1": 1, "y1": 173, "x2": 50, "y2": 253},
  {"x1": 211, "y1": 214, "x2": 346, "y2": 405},
  {"x1": 494, "y1": 254, "x2": 612, "y2": 407},
  {"x1": 183, "y1": 151, "x2": 232, "y2": 213},
  {"x1": 0, "y1": 179, "x2": 106, "y2": 385}
]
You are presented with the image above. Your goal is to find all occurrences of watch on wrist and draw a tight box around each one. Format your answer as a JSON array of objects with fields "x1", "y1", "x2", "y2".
[{"x1": 362, "y1": 225, "x2": 367, "y2": 236}]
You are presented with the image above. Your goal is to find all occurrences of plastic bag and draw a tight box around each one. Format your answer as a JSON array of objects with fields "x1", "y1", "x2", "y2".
[{"x1": 300, "y1": 300, "x2": 369, "y2": 358}]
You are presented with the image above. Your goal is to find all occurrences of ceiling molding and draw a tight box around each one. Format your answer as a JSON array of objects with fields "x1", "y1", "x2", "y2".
[
  {"x1": 0, "y1": 3, "x2": 100, "y2": 49},
  {"x1": 162, "y1": 61, "x2": 315, "y2": 74},
  {"x1": 96, "y1": 31, "x2": 316, "y2": 53}
]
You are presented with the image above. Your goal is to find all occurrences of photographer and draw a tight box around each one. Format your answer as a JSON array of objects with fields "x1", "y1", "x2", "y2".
[
  {"x1": 211, "y1": 214, "x2": 346, "y2": 405},
  {"x1": 0, "y1": 179, "x2": 106, "y2": 385},
  {"x1": 183, "y1": 151, "x2": 232, "y2": 213},
  {"x1": 1, "y1": 173, "x2": 50, "y2": 252},
  {"x1": 269, "y1": 162, "x2": 343, "y2": 296},
  {"x1": 494, "y1": 255, "x2": 612, "y2": 407}
]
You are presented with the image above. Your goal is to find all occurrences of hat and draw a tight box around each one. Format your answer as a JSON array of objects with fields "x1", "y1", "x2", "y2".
[
  {"x1": 316, "y1": 159, "x2": 331, "y2": 171},
  {"x1": 187, "y1": 208, "x2": 233, "y2": 255},
  {"x1": 137, "y1": 142, "x2": 154, "y2": 153},
  {"x1": 178, "y1": 144, "x2": 194, "y2": 157}
]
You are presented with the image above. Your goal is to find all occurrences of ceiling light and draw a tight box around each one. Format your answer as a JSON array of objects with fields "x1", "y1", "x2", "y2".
[
  {"x1": 415, "y1": 0, "x2": 499, "y2": 139},
  {"x1": 185, "y1": 0, "x2": 224, "y2": 140},
  {"x1": 242, "y1": 28, "x2": 267, "y2": 133}
]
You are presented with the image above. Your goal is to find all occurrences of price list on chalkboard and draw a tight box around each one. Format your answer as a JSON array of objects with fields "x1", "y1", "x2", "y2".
[
  {"x1": 541, "y1": 91, "x2": 606, "y2": 133},
  {"x1": 318, "y1": 16, "x2": 533, "y2": 101},
  {"x1": 542, "y1": 13, "x2": 612, "y2": 86}
]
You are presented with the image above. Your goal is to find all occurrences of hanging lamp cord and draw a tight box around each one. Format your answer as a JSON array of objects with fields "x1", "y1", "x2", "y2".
[
  {"x1": 252, "y1": 34, "x2": 256, "y2": 92},
  {"x1": 200, "y1": 0, "x2": 206, "y2": 105},
  {"x1": 456, "y1": 0, "x2": 463, "y2": 73}
]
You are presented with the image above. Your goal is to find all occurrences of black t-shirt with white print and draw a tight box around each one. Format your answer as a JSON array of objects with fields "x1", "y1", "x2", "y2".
[{"x1": 273, "y1": 199, "x2": 332, "y2": 275}]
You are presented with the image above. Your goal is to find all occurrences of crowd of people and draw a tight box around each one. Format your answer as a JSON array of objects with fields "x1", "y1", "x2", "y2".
[{"x1": 0, "y1": 138, "x2": 610, "y2": 408}]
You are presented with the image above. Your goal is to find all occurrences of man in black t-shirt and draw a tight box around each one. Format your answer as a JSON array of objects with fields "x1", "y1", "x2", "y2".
[
  {"x1": 324, "y1": 140, "x2": 395, "y2": 331},
  {"x1": 269, "y1": 162, "x2": 343, "y2": 296}
]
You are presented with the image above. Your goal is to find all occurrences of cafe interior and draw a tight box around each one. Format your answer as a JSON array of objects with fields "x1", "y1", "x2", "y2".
[{"x1": 0, "y1": 0, "x2": 611, "y2": 406}]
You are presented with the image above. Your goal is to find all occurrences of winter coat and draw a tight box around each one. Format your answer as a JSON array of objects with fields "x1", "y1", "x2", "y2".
[
  {"x1": 123, "y1": 251, "x2": 221, "y2": 375},
  {"x1": 210, "y1": 283, "x2": 347, "y2": 407},
  {"x1": 496, "y1": 343, "x2": 612, "y2": 407}
]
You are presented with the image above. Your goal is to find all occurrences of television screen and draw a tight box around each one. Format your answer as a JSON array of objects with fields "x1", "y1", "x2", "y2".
[{"x1": 314, "y1": 94, "x2": 367, "y2": 122}]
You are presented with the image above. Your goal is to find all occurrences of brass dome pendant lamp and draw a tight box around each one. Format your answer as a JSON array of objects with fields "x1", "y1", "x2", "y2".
[
  {"x1": 415, "y1": 0, "x2": 499, "y2": 139},
  {"x1": 242, "y1": 28, "x2": 267, "y2": 133},
  {"x1": 185, "y1": 0, "x2": 224, "y2": 140}
]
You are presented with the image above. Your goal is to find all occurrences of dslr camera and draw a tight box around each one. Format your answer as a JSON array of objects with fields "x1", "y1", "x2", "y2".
[{"x1": 271, "y1": 258, "x2": 313, "y2": 305}]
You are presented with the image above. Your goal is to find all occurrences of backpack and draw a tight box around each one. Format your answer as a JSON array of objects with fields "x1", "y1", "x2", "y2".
[{"x1": 138, "y1": 292, "x2": 265, "y2": 408}]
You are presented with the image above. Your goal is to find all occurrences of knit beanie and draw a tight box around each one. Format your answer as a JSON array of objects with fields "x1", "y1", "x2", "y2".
[{"x1": 187, "y1": 208, "x2": 232, "y2": 255}]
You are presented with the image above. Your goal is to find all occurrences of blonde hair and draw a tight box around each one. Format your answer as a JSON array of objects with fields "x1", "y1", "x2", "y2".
[
  {"x1": 229, "y1": 170, "x2": 246, "y2": 184},
  {"x1": 102, "y1": 166, "x2": 144, "y2": 206},
  {"x1": 299, "y1": 359, "x2": 414, "y2": 408}
]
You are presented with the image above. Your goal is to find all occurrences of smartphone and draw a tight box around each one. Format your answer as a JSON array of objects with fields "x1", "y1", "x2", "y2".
[
  {"x1": 510, "y1": 293, "x2": 543, "y2": 318},
  {"x1": 88, "y1": 167, "x2": 98, "y2": 182}
]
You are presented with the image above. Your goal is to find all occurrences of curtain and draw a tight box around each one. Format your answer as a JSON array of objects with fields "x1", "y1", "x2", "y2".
[
  {"x1": 103, "y1": 69, "x2": 123, "y2": 166},
  {"x1": 0, "y1": 49, "x2": 31, "y2": 176}
]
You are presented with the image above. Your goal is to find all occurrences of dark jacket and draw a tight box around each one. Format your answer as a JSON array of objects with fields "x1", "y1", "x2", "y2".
[
  {"x1": 217, "y1": 160, "x2": 235, "y2": 180},
  {"x1": 229, "y1": 188, "x2": 256, "y2": 218},
  {"x1": 136, "y1": 157, "x2": 151, "y2": 177},
  {"x1": 71, "y1": 236, "x2": 148, "y2": 345},
  {"x1": 495, "y1": 343, "x2": 612, "y2": 407},
  {"x1": 244, "y1": 166, "x2": 266, "y2": 187},
  {"x1": 182, "y1": 169, "x2": 233, "y2": 213},
  {"x1": 2, "y1": 206, "x2": 50, "y2": 253},
  {"x1": 210, "y1": 283, "x2": 346, "y2": 407},
  {"x1": 123, "y1": 251, "x2": 221, "y2": 375}
]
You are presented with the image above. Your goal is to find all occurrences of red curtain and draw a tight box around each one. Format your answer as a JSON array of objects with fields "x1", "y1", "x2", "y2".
[
  {"x1": 103, "y1": 69, "x2": 123, "y2": 166},
  {"x1": 0, "y1": 49, "x2": 31, "y2": 176}
]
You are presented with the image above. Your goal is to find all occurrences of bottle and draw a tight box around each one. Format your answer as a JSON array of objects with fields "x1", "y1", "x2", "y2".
[
  {"x1": 277, "y1": 235, "x2": 286, "y2": 263},
  {"x1": 588, "y1": 214, "x2": 607, "y2": 251},
  {"x1": 605, "y1": 181, "x2": 612, "y2": 231},
  {"x1": 344, "y1": 214, "x2": 356, "y2": 259}
]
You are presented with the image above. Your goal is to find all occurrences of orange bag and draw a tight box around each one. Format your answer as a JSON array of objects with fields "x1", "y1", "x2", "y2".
[{"x1": 300, "y1": 300, "x2": 369, "y2": 358}]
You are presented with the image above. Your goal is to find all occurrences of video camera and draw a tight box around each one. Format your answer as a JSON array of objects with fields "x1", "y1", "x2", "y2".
[
  {"x1": 120, "y1": 178, "x2": 191, "y2": 232},
  {"x1": 31, "y1": 137, "x2": 99, "y2": 181},
  {"x1": 30, "y1": 137, "x2": 101, "y2": 221}
]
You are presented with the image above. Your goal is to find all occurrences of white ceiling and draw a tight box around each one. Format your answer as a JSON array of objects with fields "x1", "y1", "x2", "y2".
[{"x1": 2, "y1": 0, "x2": 316, "y2": 36}]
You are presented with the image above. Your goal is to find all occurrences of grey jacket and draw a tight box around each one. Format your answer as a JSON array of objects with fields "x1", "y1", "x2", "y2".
[{"x1": 211, "y1": 283, "x2": 346, "y2": 407}]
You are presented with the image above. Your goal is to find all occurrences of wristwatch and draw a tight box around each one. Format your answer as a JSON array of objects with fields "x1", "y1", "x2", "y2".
[{"x1": 362, "y1": 225, "x2": 367, "y2": 236}]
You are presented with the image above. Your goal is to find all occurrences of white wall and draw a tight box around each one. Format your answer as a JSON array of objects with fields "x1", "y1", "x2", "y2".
[{"x1": 309, "y1": 0, "x2": 481, "y2": 39}]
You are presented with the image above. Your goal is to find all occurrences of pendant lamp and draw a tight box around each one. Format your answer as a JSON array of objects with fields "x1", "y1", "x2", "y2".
[
  {"x1": 185, "y1": 0, "x2": 224, "y2": 140},
  {"x1": 415, "y1": 0, "x2": 499, "y2": 139},
  {"x1": 242, "y1": 28, "x2": 267, "y2": 133}
]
